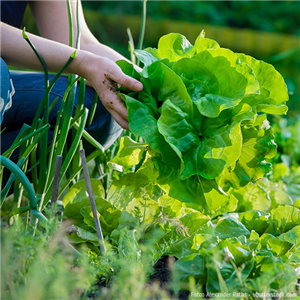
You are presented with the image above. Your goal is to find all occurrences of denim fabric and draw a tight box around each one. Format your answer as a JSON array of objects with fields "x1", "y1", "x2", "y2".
[
  {"x1": 0, "y1": 61, "x2": 122, "y2": 160},
  {"x1": 0, "y1": 1, "x2": 28, "y2": 28},
  {"x1": 0, "y1": 58, "x2": 14, "y2": 125}
]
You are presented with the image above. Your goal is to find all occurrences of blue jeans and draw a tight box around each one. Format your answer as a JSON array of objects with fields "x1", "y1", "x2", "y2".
[{"x1": 0, "y1": 57, "x2": 122, "y2": 160}]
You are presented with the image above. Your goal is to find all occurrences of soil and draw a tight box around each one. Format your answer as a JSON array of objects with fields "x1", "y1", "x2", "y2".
[
  {"x1": 83, "y1": 256, "x2": 300, "y2": 299},
  {"x1": 149, "y1": 255, "x2": 190, "y2": 300},
  {"x1": 84, "y1": 255, "x2": 191, "y2": 300}
]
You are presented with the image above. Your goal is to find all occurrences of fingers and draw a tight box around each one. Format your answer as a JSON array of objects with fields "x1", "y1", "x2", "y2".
[
  {"x1": 97, "y1": 59, "x2": 141, "y2": 130},
  {"x1": 88, "y1": 57, "x2": 142, "y2": 130},
  {"x1": 110, "y1": 109, "x2": 129, "y2": 131},
  {"x1": 98, "y1": 85, "x2": 129, "y2": 130},
  {"x1": 103, "y1": 58, "x2": 143, "y2": 92}
]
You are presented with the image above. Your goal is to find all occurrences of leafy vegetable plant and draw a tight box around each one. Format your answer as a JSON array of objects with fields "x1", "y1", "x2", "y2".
[
  {"x1": 62, "y1": 175, "x2": 300, "y2": 295},
  {"x1": 114, "y1": 31, "x2": 289, "y2": 216},
  {"x1": 60, "y1": 31, "x2": 299, "y2": 296}
]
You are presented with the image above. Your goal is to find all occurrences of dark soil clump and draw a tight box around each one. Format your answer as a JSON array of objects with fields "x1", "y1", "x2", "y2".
[{"x1": 149, "y1": 255, "x2": 190, "y2": 300}]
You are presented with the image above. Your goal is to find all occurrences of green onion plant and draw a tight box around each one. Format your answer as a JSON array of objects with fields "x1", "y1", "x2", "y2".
[{"x1": 0, "y1": 0, "x2": 148, "y2": 229}]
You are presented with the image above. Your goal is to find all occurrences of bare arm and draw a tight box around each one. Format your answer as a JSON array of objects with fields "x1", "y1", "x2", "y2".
[
  {"x1": 1, "y1": 1, "x2": 143, "y2": 129},
  {"x1": 29, "y1": 0, "x2": 134, "y2": 63},
  {"x1": 1, "y1": 22, "x2": 79, "y2": 73}
]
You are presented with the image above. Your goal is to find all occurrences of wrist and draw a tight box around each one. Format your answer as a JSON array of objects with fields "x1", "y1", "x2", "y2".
[{"x1": 68, "y1": 49, "x2": 96, "y2": 80}]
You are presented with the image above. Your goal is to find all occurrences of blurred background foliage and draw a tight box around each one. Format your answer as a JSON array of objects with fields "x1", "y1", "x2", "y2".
[
  {"x1": 83, "y1": 0, "x2": 300, "y2": 35},
  {"x1": 81, "y1": 0, "x2": 300, "y2": 116},
  {"x1": 23, "y1": 0, "x2": 299, "y2": 114}
]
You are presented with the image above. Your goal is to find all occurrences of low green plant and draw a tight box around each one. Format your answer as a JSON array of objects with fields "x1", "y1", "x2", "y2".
[
  {"x1": 59, "y1": 31, "x2": 299, "y2": 297},
  {"x1": 60, "y1": 171, "x2": 300, "y2": 296},
  {"x1": 0, "y1": 0, "x2": 104, "y2": 226},
  {"x1": 1, "y1": 215, "x2": 95, "y2": 300}
]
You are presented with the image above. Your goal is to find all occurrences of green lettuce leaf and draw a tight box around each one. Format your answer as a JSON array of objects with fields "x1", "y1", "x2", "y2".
[
  {"x1": 214, "y1": 216, "x2": 251, "y2": 240},
  {"x1": 248, "y1": 257, "x2": 297, "y2": 292},
  {"x1": 265, "y1": 205, "x2": 300, "y2": 235},
  {"x1": 279, "y1": 225, "x2": 300, "y2": 247},
  {"x1": 193, "y1": 49, "x2": 259, "y2": 100},
  {"x1": 173, "y1": 253, "x2": 206, "y2": 286},
  {"x1": 138, "y1": 31, "x2": 220, "y2": 66},
  {"x1": 218, "y1": 115, "x2": 277, "y2": 188},
  {"x1": 63, "y1": 179, "x2": 105, "y2": 223},
  {"x1": 237, "y1": 53, "x2": 288, "y2": 113},
  {"x1": 205, "y1": 238, "x2": 254, "y2": 293},
  {"x1": 109, "y1": 136, "x2": 148, "y2": 167},
  {"x1": 172, "y1": 57, "x2": 219, "y2": 95},
  {"x1": 259, "y1": 233, "x2": 294, "y2": 257},
  {"x1": 121, "y1": 93, "x2": 180, "y2": 168},
  {"x1": 144, "y1": 60, "x2": 193, "y2": 116},
  {"x1": 107, "y1": 172, "x2": 153, "y2": 210},
  {"x1": 153, "y1": 156, "x2": 237, "y2": 216},
  {"x1": 231, "y1": 182, "x2": 271, "y2": 212},
  {"x1": 192, "y1": 30, "x2": 220, "y2": 54},
  {"x1": 239, "y1": 210, "x2": 269, "y2": 235}
]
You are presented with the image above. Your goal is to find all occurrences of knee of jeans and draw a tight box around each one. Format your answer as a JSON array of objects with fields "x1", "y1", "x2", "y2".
[{"x1": 0, "y1": 58, "x2": 14, "y2": 124}]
